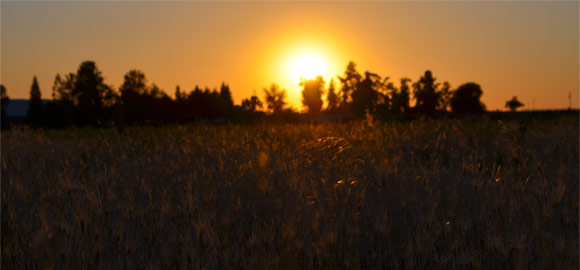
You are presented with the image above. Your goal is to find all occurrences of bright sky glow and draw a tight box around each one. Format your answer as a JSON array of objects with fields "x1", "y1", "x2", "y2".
[
  {"x1": 1, "y1": 1, "x2": 578, "y2": 110},
  {"x1": 290, "y1": 54, "x2": 328, "y2": 82}
]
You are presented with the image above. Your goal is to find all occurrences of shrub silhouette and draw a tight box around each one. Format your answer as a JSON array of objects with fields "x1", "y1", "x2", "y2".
[
  {"x1": 242, "y1": 95, "x2": 263, "y2": 112},
  {"x1": 505, "y1": 96, "x2": 524, "y2": 112},
  {"x1": 450, "y1": 82, "x2": 486, "y2": 113},
  {"x1": 264, "y1": 83, "x2": 287, "y2": 114}
]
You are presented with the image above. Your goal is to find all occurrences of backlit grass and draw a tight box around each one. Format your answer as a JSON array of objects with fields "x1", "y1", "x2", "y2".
[{"x1": 2, "y1": 117, "x2": 578, "y2": 268}]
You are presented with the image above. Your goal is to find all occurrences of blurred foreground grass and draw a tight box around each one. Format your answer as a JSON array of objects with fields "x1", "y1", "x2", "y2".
[{"x1": 2, "y1": 117, "x2": 578, "y2": 269}]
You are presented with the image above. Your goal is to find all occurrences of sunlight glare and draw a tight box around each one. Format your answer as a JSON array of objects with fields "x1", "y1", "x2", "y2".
[{"x1": 290, "y1": 54, "x2": 328, "y2": 83}]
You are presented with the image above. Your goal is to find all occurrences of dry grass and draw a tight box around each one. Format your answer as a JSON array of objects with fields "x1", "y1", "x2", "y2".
[{"x1": 2, "y1": 117, "x2": 578, "y2": 269}]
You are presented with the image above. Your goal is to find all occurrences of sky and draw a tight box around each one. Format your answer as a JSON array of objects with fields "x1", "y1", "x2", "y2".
[{"x1": 1, "y1": 1, "x2": 578, "y2": 111}]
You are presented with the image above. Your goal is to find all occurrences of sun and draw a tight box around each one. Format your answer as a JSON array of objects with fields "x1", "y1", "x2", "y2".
[{"x1": 289, "y1": 54, "x2": 328, "y2": 83}]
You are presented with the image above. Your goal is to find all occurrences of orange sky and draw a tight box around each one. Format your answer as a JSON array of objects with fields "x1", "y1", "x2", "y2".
[{"x1": 1, "y1": 1, "x2": 578, "y2": 111}]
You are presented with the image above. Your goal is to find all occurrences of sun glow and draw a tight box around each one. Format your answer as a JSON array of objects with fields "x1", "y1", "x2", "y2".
[
  {"x1": 289, "y1": 54, "x2": 329, "y2": 83},
  {"x1": 272, "y1": 39, "x2": 348, "y2": 108}
]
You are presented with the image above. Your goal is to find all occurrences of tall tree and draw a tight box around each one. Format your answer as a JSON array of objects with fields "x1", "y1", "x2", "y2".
[
  {"x1": 175, "y1": 85, "x2": 186, "y2": 101},
  {"x1": 338, "y1": 61, "x2": 361, "y2": 108},
  {"x1": 120, "y1": 70, "x2": 147, "y2": 96},
  {"x1": 52, "y1": 73, "x2": 76, "y2": 104},
  {"x1": 391, "y1": 78, "x2": 411, "y2": 114},
  {"x1": 505, "y1": 96, "x2": 524, "y2": 112},
  {"x1": 46, "y1": 73, "x2": 77, "y2": 127},
  {"x1": 352, "y1": 71, "x2": 380, "y2": 116},
  {"x1": 1, "y1": 85, "x2": 10, "y2": 129},
  {"x1": 219, "y1": 82, "x2": 234, "y2": 107},
  {"x1": 301, "y1": 76, "x2": 324, "y2": 116},
  {"x1": 263, "y1": 83, "x2": 287, "y2": 114},
  {"x1": 413, "y1": 70, "x2": 441, "y2": 114},
  {"x1": 381, "y1": 77, "x2": 395, "y2": 108},
  {"x1": 326, "y1": 78, "x2": 338, "y2": 112},
  {"x1": 120, "y1": 69, "x2": 148, "y2": 124},
  {"x1": 450, "y1": 82, "x2": 486, "y2": 113},
  {"x1": 439, "y1": 81, "x2": 452, "y2": 112},
  {"x1": 27, "y1": 76, "x2": 43, "y2": 126},
  {"x1": 73, "y1": 61, "x2": 113, "y2": 125}
]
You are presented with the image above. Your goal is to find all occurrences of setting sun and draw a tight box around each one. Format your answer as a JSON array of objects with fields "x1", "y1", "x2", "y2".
[
  {"x1": 274, "y1": 40, "x2": 346, "y2": 108},
  {"x1": 289, "y1": 54, "x2": 329, "y2": 84}
]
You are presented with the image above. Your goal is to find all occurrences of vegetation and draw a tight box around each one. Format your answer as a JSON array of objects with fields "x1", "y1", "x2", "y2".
[
  {"x1": 27, "y1": 76, "x2": 43, "y2": 126},
  {"x1": 263, "y1": 83, "x2": 287, "y2": 114},
  {"x1": 2, "y1": 117, "x2": 578, "y2": 268},
  {"x1": 2, "y1": 59, "x2": 514, "y2": 129},
  {"x1": 450, "y1": 83, "x2": 486, "y2": 113},
  {"x1": 301, "y1": 76, "x2": 325, "y2": 116},
  {"x1": 325, "y1": 78, "x2": 338, "y2": 113},
  {"x1": 506, "y1": 96, "x2": 525, "y2": 112},
  {"x1": 241, "y1": 95, "x2": 263, "y2": 113}
]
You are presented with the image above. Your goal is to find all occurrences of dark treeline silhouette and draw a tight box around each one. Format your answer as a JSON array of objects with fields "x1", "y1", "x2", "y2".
[
  {"x1": 13, "y1": 61, "x2": 245, "y2": 128},
  {"x1": 299, "y1": 61, "x2": 488, "y2": 120},
  {"x1": 2, "y1": 59, "x2": 538, "y2": 129}
]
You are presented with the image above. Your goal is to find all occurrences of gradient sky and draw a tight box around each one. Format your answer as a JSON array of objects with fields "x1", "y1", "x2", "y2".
[{"x1": 1, "y1": 1, "x2": 578, "y2": 111}]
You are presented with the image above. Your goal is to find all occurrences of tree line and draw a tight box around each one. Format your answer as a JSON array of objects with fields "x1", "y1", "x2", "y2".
[
  {"x1": 298, "y1": 61, "x2": 525, "y2": 117},
  {"x1": 1, "y1": 60, "x2": 526, "y2": 129}
]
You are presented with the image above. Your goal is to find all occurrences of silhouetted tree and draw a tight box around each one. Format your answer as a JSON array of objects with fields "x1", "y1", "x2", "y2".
[
  {"x1": 44, "y1": 73, "x2": 77, "y2": 128},
  {"x1": 338, "y1": 61, "x2": 361, "y2": 109},
  {"x1": 27, "y1": 76, "x2": 43, "y2": 126},
  {"x1": 301, "y1": 76, "x2": 324, "y2": 116},
  {"x1": 352, "y1": 71, "x2": 380, "y2": 116},
  {"x1": 326, "y1": 78, "x2": 338, "y2": 112},
  {"x1": 148, "y1": 84, "x2": 172, "y2": 122},
  {"x1": 120, "y1": 69, "x2": 148, "y2": 124},
  {"x1": 391, "y1": 78, "x2": 411, "y2": 114},
  {"x1": 439, "y1": 81, "x2": 452, "y2": 112},
  {"x1": 218, "y1": 82, "x2": 234, "y2": 118},
  {"x1": 450, "y1": 82, "x2": 486, "y2": 113},
  {"x1": 181, "y1": 85, "x2": 223, "y2": 120},
  {"x1": 52, "y1": 73, "x2": 76, "y2": 104},
  {"x1": 219, "y1": 82, "x2": 234, "y2": 107},
  {"x1": 118, "y1": 69, "x2": 173, "y2": 125},
  {"x1": 176, "y1": 85, "x2": 188, "y2": 101},
  {"x1": 413, "y1": 70, "x2": 441, "y2": 114},
  {"x1": 505, "y1": 96, "x2": 524, "y2": 112},
  {"x1": 1, "y1": 84, "x2": 10, "y2": 129},
  {"x1": 242, "y1": 95, "x2": 263, "y2": 112},
  {"x1": 73, "y1": 61, "x2": 116, "y2": 126},
  {"x1": 264, "y1": 83, "x2": 287, "y2": 114},
  {"x1": 380, "y1": 78, "x2": 395, "y2": 108},
  {"x1": 150, "y1": 84, "x2": 169, "y2": 99}
]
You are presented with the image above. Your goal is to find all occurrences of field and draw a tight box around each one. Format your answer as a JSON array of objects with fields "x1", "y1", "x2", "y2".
[{"x1": 1, "y1": 116, "x2": 578, "y2": 269}]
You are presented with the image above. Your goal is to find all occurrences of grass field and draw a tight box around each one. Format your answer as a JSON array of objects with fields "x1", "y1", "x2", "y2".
[{"x1": 1, "y1": 116, "x2": 578, "y2": 269}]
